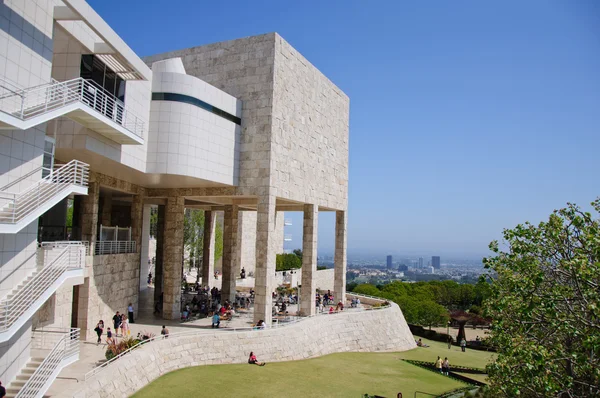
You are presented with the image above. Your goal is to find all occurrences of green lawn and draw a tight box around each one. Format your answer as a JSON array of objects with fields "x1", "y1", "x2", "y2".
[
  {"x1": 401, "y1": 337, "x2": 495, "y2": 370},
  {"x1": 132, "y1": 337, "x2": 494, "y2": 398}
]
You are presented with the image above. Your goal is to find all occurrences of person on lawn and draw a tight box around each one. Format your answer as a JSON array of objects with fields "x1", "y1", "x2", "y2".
[{"x1": 248, "y1": 351, "x2": 265, "y2": 366}]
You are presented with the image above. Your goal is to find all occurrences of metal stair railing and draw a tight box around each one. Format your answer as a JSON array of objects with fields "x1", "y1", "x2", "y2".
[
  {"x1": 15, "y1": 328, "x2": 80, "y2": 398},
  {"x1": 0, "y1": 159, "x2": 89, "y2": 225},
  {"x1": 0, "y1": 76, "x2": 145, "y2": 138},
  {"x1": 0, "y1": 243, "x2": 85, "y2": 332}
]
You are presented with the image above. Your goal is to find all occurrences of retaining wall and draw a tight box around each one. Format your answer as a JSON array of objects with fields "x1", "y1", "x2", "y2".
[{"x1": 67, "y1": 301, "x2": 415, "y2": 397}]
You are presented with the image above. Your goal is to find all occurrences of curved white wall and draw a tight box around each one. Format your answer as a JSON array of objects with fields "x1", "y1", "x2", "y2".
[
  {"x1": 66, "y1": 302, "x2": 415, "y2": 397},
  {"x1": 147, "y1": 60, "x2": 242, "y2": 186}
]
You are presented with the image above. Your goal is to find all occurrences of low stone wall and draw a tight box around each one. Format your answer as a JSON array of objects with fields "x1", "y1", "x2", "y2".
[{"x1": 67, "y1": 301, "x2": 415, "y2": 397}]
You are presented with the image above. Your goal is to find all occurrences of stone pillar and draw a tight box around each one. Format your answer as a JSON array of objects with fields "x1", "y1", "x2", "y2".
[
  {"x1": 162, "y1": 197, "x2": 184, "y2": 319},
  {"x1": 130, "y1": 192, "x2": 144, "y2": 254},
  {"x1": 100, "y1": 193, "x2": 112, "y2": 227},
  {"x1": 221, "y1": 205, "x2": 238, "y2": 303},
  {"x1": 81, "y1": 181, "x2": 99, "y2": 245},
  {"x1": 300, "y1": 204, "x2": 318, "y2": 316},
  {"x1": 139, "y1": 204, "x2": 152, "y2": 291},
  {"x1": 154, "y1": 205, "x2": 165, "y2": 304},
  {"x1": 201, "y1": 211, "x2": 216, "y2": 288},
  {"x1": 254, "y1": 194, "x2": 277, "y2": 324},
  {"x1": 334, "y1": 210, "x2": 347, "y2": 304}
]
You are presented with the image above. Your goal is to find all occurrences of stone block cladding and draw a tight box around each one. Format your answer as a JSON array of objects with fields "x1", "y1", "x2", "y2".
[
  {"x1": 66, "y1": 301, "x2": 415, "y2": 397},
  {"x1": 78, "y1": 253, "x2": 140, "y2": 339}
]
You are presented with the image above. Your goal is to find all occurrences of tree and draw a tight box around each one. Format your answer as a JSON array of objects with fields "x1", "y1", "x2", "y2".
[
  {"x1": 483, "y1": 201, "x2": 600, "y2": 397},
  {"x1": 275, "y1": 253, "x2": 302, "y2": 271},
  {"x1": 183, "y1": 209, "x2": 205, "y2": 269},
  {"x1": 65, "y1": 199, "x2": 73, "y2": 228},
  {"x1": 293, "y1": 249, "x2": 303, "y2": 260},
  {"x1": 418, "y1": 301, "x2": 449, "y2": 330}
]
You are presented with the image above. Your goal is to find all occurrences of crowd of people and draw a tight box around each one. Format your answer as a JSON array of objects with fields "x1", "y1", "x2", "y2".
[{"x1": 94, "y1": 304, "x2": 135, "y2": 345}]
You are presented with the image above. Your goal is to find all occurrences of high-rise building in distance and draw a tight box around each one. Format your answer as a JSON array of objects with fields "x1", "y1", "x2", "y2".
[
  {"x1": 418, "y1": 257, "x2": 424, "y2": 268},
  {"x1": 386, "y1": 255, "x2": 393, "y2": 269},
  {"x1": 432, "y1": 256, "x2": 441, "y2": 269}
]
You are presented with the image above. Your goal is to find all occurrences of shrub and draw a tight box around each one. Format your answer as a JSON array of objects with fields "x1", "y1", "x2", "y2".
[{"x1": 105, "y1": 336, "x2": 142, "y2": 360}]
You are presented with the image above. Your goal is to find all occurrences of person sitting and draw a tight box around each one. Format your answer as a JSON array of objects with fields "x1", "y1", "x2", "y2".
[
  {"x1": 257, "y1": 320, "x2": 266, "y2": 330},
  {"x1": 351, "y1": 298, "x2": 357, "y2": 308},
  {"x1": 280, "y1": 302, "x2": 287, "y2": 313},
  {"x1": 219, "y1": 305, "x2": 227, "y2": 316},
  {"x1": 240, "y1": 267, "x2": 246, "y2": 279},
  {"x1": 336, "y1": 301, "x2": 344, "y2": 311},
  {"x1": 329, "y1": 306, "x2": 335, "y2": 314},
  {"x1": 212, "y1": 313, "x2": 220, "y2": 328},
  {"x1": 248, "y1": 351, "x2": 265, "y2": 366},
  {"x1": 161, "y1": 325, "x2": 169, "y2": 338}
]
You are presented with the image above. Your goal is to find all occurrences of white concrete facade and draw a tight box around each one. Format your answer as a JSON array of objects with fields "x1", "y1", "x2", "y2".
[{"x1": 0, "y1": 0, "x2": 354, "y2": 395}]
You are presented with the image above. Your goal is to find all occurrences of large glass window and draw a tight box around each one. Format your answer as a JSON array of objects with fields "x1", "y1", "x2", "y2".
[{"x1": 80, "y1": 54, "x2": 126, "y2": 103}]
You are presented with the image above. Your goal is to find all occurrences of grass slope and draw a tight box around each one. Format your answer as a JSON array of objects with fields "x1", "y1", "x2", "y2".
[
  {"x1": 402, "y1": 337, "x2": 495, "y2": 369},
  {"x1": 132, "y1": 337, "x2": 494, "y2": 398},
  {"x1": 132, "y1": 352, "x2": 464, "y2": 398}
]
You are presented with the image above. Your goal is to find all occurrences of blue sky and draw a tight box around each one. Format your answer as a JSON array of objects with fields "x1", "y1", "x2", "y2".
[{"x1": 90, "y1": 0, "x2": 600, "y2": 258}]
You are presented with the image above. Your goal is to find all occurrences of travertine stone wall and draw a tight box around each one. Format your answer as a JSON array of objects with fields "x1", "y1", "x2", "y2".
[
  {"x1": 162, "y1": 197, "x2": 184, "y2": 319},
  {"x1": 144, "y1": 34, "x2": 276, "y2": 198},
  {"x1": 271, "y1": 36, "x2": 349, "y2": 211},
  {"x1": 300, "y1": 204, "x2": 318, "y2": 315},
  {"x1": 221, "y1": 205, "x2": 238, "y2": 302},
  {"x1": 79, "y1": 254, "x2": 140, "y2": 339},
  {"x1": 33, "y1": 284, "x2": 73, "y2": 330},
  {"x1": 201, "y1": 211, "x2": 216, "y2": 288},
  {"x1": 254, "y1": 194, "x2": 277, "y2": 324},
  {"x1": 67, "y1": 301, "x2": 415, "y2": 398},
  {"x1": 144, "y1": 33, "x2": 349, "y2": 212},
  {"x1": 334, "y1": 210, "x2": 347, "y2": 302},
  {"x1": 236, "y1": 211, "x2": 256, "y2": 275}
]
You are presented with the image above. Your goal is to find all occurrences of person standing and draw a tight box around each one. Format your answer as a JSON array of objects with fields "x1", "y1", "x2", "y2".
[
  {"x1": 460, "y1": 338, "x2": 467, "y2": 352},
  {"x1": 442, "y1": 357, "x2": 450, "y2": 376},
  {"x1": 112, "y1": 311, "x2": 122, "y2": 337},
  {"x1": 128, "y1": 303, "x2": 135, "y2": 324},
  {"x1": 435, "y1": 356, "x2": 443, "y2": 374},
  {"x1": 121, "y1": 314, "x2": 129, "y2": 337}
]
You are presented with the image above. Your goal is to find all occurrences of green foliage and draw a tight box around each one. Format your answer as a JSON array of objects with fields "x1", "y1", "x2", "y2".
[
  {"x1": 184, "y1": 209, "x2": 205, "y2": 266},
  {"x1": 346, "y1": 281, "x2": 358, "y2": 292},
  {"x1": 65, "y1": 199, "x2": 73, "y2": 228},
  {"x1": 483, "y1": 200, "x2": 600, "y2": 397},
  {"x1": 276, "y1": 253, "x2": 302, "y2": 271},
  {"x1": 317, "y1": 265, "x2": 327, "y2": 271},
  {"x1": 292, "y1": 248, "x2": 303, "y2": 260},
  {"x1": 105, "y1": 336, "x2": 141, "y2": 360},
  {"x1": 353, "y1": 283, "x2": 381, "y2": 297},
  {"x1": 214, "y1": 220, "x2": 223, "y2": 262}
]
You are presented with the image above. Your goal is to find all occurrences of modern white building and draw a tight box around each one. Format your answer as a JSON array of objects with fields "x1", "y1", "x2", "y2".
[{"x1": 0, "y1": 0, "x2": 349, "y2": 396}]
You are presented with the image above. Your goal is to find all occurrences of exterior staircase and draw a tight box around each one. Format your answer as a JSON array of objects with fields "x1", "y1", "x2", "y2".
[
  {"x1": 0, "y1": 77, "x2": 144, "y2": 144},
  {"x1": 0, "y1": 160, "x2": 89, "y2": 234},
  {"x1": 0, "y1": 243, "x2": 85, "y2": 343},
  {"x1": 5, "y1": 329, "x2": 80, "y2": 398},
  {"x1": 5, "y1": 357, "x2": 44, "y2": 398}
]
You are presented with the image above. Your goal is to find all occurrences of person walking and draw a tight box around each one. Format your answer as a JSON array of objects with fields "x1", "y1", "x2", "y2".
[
  {"x1": 106, "y1": 327, "x2": 114, "y2": 344},
  {"x1": 112, "y1": 311, "x2": 122, "y2": 336},
  {"x1": 460, "y1": 338, "x2": 467, "y2": 352},
  {"x1": 442, "y1": 357, "x2": 450, "y2": 376},
  {"x1": 128, "y1": 303, "x2": 135, "y2": 324},
  {"x1": 435, "y1": 356, "x2": 443, "y2": 374},
  {"x1": 94, "y1": 320, "x2": 104, "y2": 344}
]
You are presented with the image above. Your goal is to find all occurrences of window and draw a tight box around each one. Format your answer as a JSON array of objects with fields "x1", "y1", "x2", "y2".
[{"x1": 80, "y1": 54, "x2": 126, "y2": 103}]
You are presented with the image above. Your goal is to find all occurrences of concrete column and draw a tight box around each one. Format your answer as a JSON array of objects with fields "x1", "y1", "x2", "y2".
[
  {"x1": 139, "y1": 204, "x2": 152, "y2": 291},
  {"x1": 334, "y1": 210, "x2": 347, "y2": 304},
  {"x1": 154, "y1": 205, "x2": 165, "y2": 304},
  {"x1": 300, "y1": 204, "x2": 318, "y2": 316},
  {"x1": 161, "y1": 197, "x2": 184, "y2": 319},
  {"x1": 254, "y1": 194, "x2": 277, "y2": 324},
  {"x1": 221, "y1": 205, "x2": 238, "y2": 303},
  {"x1": 100, "y1": 193, "x2": 112, "y2": 227},
  {"x1": 81, "y1": 181, "x2": 99, "y2": 245},
  {"x1": 201, "y1": 210, "x2": 217, "y2": 288}
]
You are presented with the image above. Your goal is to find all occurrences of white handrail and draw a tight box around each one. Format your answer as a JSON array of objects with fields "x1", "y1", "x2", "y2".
[
  {"x1": 0, "y1": 160, "x2": 89, "y2": 225},
  {"x1": 84, "y1": 296, "x2": 391, "y2": 380},
  {"x1": 0, "y1": 76, "x2": 145, "y2": 139},
  {"x1": 0, "y1": 243, "x2": 85, "y2": 332},
  {"x1": 93, "y1": 240, "x2": 136, "y2": 255},
  {"x1": 15, "y1": 328, "x2": 80, "y2": 398}
]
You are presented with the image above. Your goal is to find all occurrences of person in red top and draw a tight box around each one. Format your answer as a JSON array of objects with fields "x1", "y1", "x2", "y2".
[{"x1": 248, "y1": 351, "x2": 266, "y2": 366}]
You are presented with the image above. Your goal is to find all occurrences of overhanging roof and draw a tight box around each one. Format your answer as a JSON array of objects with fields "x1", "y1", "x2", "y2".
[{"x1": 55, "y1": 0, "x2": 152, "y2": 81}]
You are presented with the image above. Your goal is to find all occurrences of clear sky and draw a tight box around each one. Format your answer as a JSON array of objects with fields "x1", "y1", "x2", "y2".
[{"x1": 90, "y1": 0, "x2": 600, "y2": 259}]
